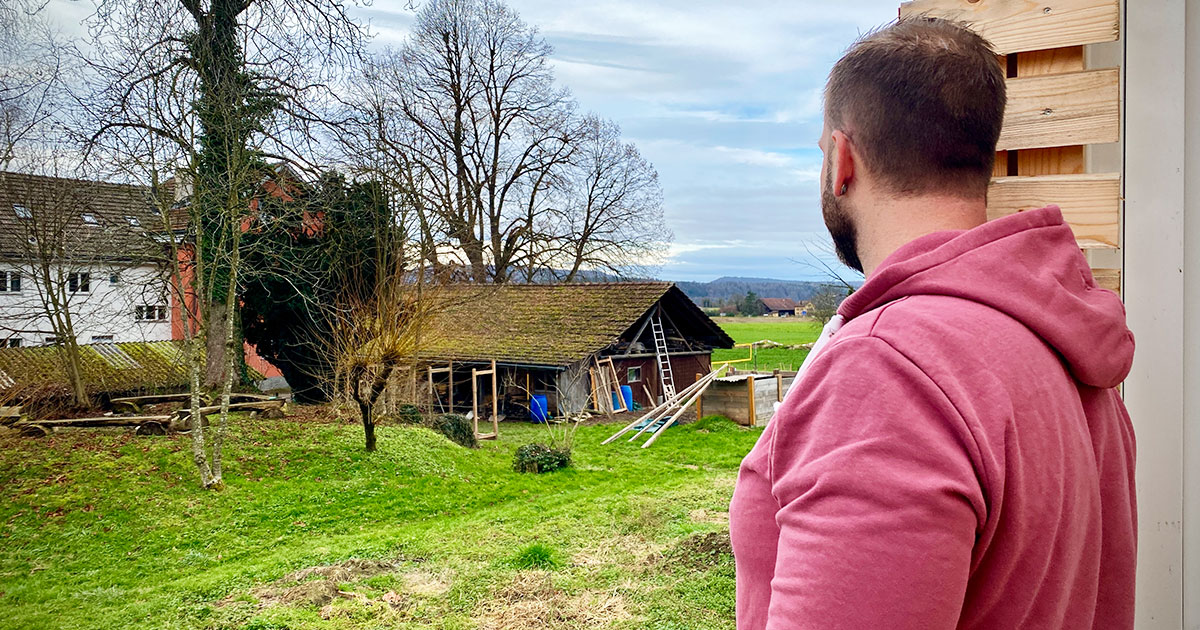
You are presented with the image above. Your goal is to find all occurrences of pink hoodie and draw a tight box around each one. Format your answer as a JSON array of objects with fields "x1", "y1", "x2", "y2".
[{"x1": 729, "y1": 206, "x2": 1136, "y2": 630}]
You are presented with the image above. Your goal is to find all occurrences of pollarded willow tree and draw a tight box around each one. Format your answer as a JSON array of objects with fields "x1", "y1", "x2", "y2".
[{"x1": 78, "y1": 0, "x2": 367, "y2": 488}]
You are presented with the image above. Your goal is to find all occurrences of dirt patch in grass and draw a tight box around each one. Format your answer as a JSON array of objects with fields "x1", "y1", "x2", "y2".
[
  {"x1": 688, "y1": 509, "x2": 729, "y2": 525},
  {"x1": 573, "y1": 534, "x2": 664, "y2": 569},
  {"x1": 661, "y1": 531, "x2": 732, "y2": 572},
  {"x1": 236, "y1": 557, "x2": 399, "y2": 608},
  {"x1": 475, "y1": 572, "x2": 631, "y2": 630},
  {"x1": 400, "y1": 569, "x2": 452, "y2": 597}
]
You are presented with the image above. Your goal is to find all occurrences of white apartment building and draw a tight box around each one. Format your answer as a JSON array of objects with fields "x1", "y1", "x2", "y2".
[{"x1": 0, "y1": 172, "x2": 174, "y2": 347}]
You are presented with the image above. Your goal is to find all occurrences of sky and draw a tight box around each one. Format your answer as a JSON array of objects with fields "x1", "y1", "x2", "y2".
[
  {"x1": 357, "y1": 0, "x2": 902, "y2": 283},
  {"x1": 44, "y1": 0, "x2": 901, "y2": 283}
]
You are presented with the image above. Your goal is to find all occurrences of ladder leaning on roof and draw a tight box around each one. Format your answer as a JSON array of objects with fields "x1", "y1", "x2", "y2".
[{"x1": 650, "y1": 308, "x2": 676, "y2": 400}]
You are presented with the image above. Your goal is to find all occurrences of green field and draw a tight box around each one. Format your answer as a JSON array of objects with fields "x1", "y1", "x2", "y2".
[
  {"x1": 0, "y1": 412, "x2": 760, "y2": 630},
  {"x1": 710, "y1": 317, "x2": 823, "y2": 371}
]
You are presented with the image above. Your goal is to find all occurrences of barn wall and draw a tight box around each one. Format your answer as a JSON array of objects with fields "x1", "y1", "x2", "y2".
[{"x1": 609, "y1": 352, "x2": 713, "y2": 408}]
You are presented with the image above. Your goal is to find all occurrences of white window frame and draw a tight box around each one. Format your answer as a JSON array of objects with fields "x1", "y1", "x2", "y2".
[
  {"x1": 12, "y1": 204, "x2": 31, "y2": 219},
  {"x1": 626, "y1": 366, "x2": 641, "y2": 383}
]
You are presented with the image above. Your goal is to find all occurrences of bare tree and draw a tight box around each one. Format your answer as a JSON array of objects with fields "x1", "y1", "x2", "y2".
[
  {"x1": 79, "y1": 0, "x2": 367, "y2": 391},
  {"x1": 557, "y1": 115, "x2": 669, "y2": 281},
  {"x1": 390, "y1": 0, "x2": 576, "y2": 283},
  {"x1": 0, "y1": 0, "x2": 67, "y2": 172},
  {"x1": 76, "y1": 0, "x2": 367, "y2": 488}
]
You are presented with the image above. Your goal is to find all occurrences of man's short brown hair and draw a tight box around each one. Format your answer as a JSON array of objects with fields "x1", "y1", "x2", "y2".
[{"x1": 825, "y1": 17, "x2": 1006, "y2": 198}]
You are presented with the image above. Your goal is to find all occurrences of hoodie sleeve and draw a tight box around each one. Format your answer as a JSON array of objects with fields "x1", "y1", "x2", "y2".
[{"x1": 765, "y1": 336, "x2": 986, "y2": 630}]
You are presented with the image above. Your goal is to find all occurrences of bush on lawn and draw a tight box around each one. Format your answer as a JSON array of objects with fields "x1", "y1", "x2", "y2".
[
  {"x1": 510, "y1": 543, "x2": 561, "y2": 570},
  {"x1": 512, "y1": 443, "x2": 571, "y2": 474},
  {"x1": 691, "y1": 415, "x2": 740, "y2": 433},
  {"x1": 428, "y1": 413, "x2": 477, "y2": 448}
]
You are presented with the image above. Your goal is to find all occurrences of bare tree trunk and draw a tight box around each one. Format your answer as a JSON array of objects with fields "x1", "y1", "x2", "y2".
[
  {"x1": 359, "y1": 399, "x2": 376, "y2": 452},
  {"x1": 204, "y1": 302, "x2": 228, "y2": 388},
  {"x1": 187, "y1": 338, "x2": 216, "y2": 487},
  {"x1": 212, "y1": 211, "x2": 243, "y2": 481}
]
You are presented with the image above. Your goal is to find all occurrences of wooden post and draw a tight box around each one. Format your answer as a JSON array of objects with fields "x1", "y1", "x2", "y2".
[
  {"x1": 471, "y1": 366, "x2": 479, "y2": 437},
  {"x1": 427, "y1": 365, "x2": 435, "y2": 412},
  {"x1": 774, "y1": 369, "x2": 783, "y2": 402},
  {"x1": 695, "y1": 372, "x2": 703, "y2": 419},
  {"x1": 747, "y1": 375, "x2": 757, "y2": 427},
  {"x1": 592, "y1": 362, "x2": 604, "y2": 412},
  {"x1": 490, "y1": 359, "x2": 499, "y2": 438}
]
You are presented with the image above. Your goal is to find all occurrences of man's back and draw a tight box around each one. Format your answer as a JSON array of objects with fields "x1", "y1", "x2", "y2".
[{"x1": 730, "y1": 207, "x2": 1136, "y2": 629}]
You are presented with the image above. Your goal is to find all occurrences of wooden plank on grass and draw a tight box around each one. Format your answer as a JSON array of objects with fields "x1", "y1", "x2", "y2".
[
  {"x1": 899, "y1": 0, "x2": 1119, "y2": 55},
  {"x1": 988, "y1": 173, "x2": 1120, "y2": 247},
  {"x1": 997, "y1": 68, "x2": 1119, "y2": 151}
]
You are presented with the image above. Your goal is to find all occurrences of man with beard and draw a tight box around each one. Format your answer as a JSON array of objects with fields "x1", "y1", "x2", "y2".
[{"x1": 729, "y1": 17, "x2": 1136, "y2": 630}]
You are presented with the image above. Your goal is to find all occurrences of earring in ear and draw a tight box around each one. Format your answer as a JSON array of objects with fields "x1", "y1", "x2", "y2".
[{"x1": 839, "y1": 183, "x2": 848, "y2": 195}]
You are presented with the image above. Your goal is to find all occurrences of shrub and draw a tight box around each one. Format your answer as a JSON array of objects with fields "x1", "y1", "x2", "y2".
[
  {"x1": 396, "y1": 404, "x2": 422, "y2": 425},
  {"x1": 510, "y1": 543, "x2": 561, "y2": 570},
  {"x1": 428, "y1": 413, "x2": 477, "y2": 448},
  {"x1": 512, "y1": 443, "x2": 571, "y2": 474}
]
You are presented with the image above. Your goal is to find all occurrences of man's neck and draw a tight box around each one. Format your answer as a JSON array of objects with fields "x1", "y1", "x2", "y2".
[{"x1": 857, "y1": 194, "x2": 987, "y2": 277}]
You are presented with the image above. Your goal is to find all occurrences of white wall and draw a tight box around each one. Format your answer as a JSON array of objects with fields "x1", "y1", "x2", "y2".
[
  {"x1": 1123, "y1": 0, "x2": 1198, "y2": 628},
  {"x1": 0, "y1": 262, "x2": 172, "y2": 345}
]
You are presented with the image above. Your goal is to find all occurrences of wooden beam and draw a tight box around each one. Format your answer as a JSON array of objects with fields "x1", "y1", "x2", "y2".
[
  {"x1": 1017, "y1": 46, "x2": 1084, "y2": 76},
  {"x1": 899, "y1": 0, "x2": 1119, "y2": 55},
  {"x1": 747, "y1": 375, "x2": 757, "y2": 428},
  {"x1": 988, "y1": 173, "x2": 1120, "y2": 248},
  {"x1": 997, "y1": 68, "x2": 1120, "y2": 152}
]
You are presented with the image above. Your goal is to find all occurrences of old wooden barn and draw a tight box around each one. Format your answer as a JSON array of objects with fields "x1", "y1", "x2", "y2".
[{"x1": 416, "y1": 282, "x2": 734, "y2": 421}]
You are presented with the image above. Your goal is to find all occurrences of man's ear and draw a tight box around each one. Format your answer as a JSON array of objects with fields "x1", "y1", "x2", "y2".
[{"x1": 830, "y1": 129, "x2": 855, "y2": 197}]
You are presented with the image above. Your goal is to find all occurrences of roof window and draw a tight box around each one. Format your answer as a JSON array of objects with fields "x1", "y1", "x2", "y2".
[
  {"x1": 13, "y1": 204, "x2": 31, "y2": 219},
  {"x1": 81, "y1": 213, "x2": 98, "y2": 225},
  {"x1": 126, "y1": 216, "x2": 140, "y2": 227}
]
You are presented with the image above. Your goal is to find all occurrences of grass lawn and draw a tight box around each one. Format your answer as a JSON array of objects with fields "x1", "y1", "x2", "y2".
[
  {"x1": 710, "y1": 317, "x2": 823, "y2": 371},
  {"x1": 0, "y1": 411, "x2": 761, "y2": 630}
]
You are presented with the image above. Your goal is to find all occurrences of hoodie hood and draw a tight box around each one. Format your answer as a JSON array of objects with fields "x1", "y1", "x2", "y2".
[{"x1": 838, "y1": 206, "x2": 1134, "y2": 388}]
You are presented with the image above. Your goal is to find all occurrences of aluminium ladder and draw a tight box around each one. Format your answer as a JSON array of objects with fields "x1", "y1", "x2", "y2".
[{"x1": 650, "y1": 313, "x2": 677, "y2": 399}]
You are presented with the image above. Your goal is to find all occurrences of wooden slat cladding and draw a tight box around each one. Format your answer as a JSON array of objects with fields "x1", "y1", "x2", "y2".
[
  {"x1": 996, "y1": 68, "x2": 1119, "y2": 151},
  {"x1": 1017, "y1": 46, "x2": 1084, "y2": 76},
  {"x1": 899, "y1": 0, "x2": 1119, "y2": 55},
  {"x1": 1091, "y1": 268, "x2": 1121, "y2": 295},
  {"x1": 988, "y1": 173, "x2": 1120, "y2": 247}
]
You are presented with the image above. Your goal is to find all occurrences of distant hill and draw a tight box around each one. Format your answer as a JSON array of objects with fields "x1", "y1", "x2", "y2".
[{"x1": 674, "y1": 276, "x2": 860, "y2": 305}]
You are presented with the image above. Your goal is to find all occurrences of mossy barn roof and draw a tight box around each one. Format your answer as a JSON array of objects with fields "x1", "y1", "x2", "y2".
[{"x1": 420, "y1": 282, "x2": 734, "y2": 368}]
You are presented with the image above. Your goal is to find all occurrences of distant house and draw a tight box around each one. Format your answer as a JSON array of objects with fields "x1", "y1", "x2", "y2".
[
  {"x1": 419, "y1": 282, "x2": 734, "y2": 415},
  {"x1": 0, "y1": 172, "x2": 172, "y2": 348},
  {"x1": 0, "y1": 169, "x2": 281, "y2": 390},
  {"x1": 757, "y1": 297, "x2": 798, "y2": 317}
]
